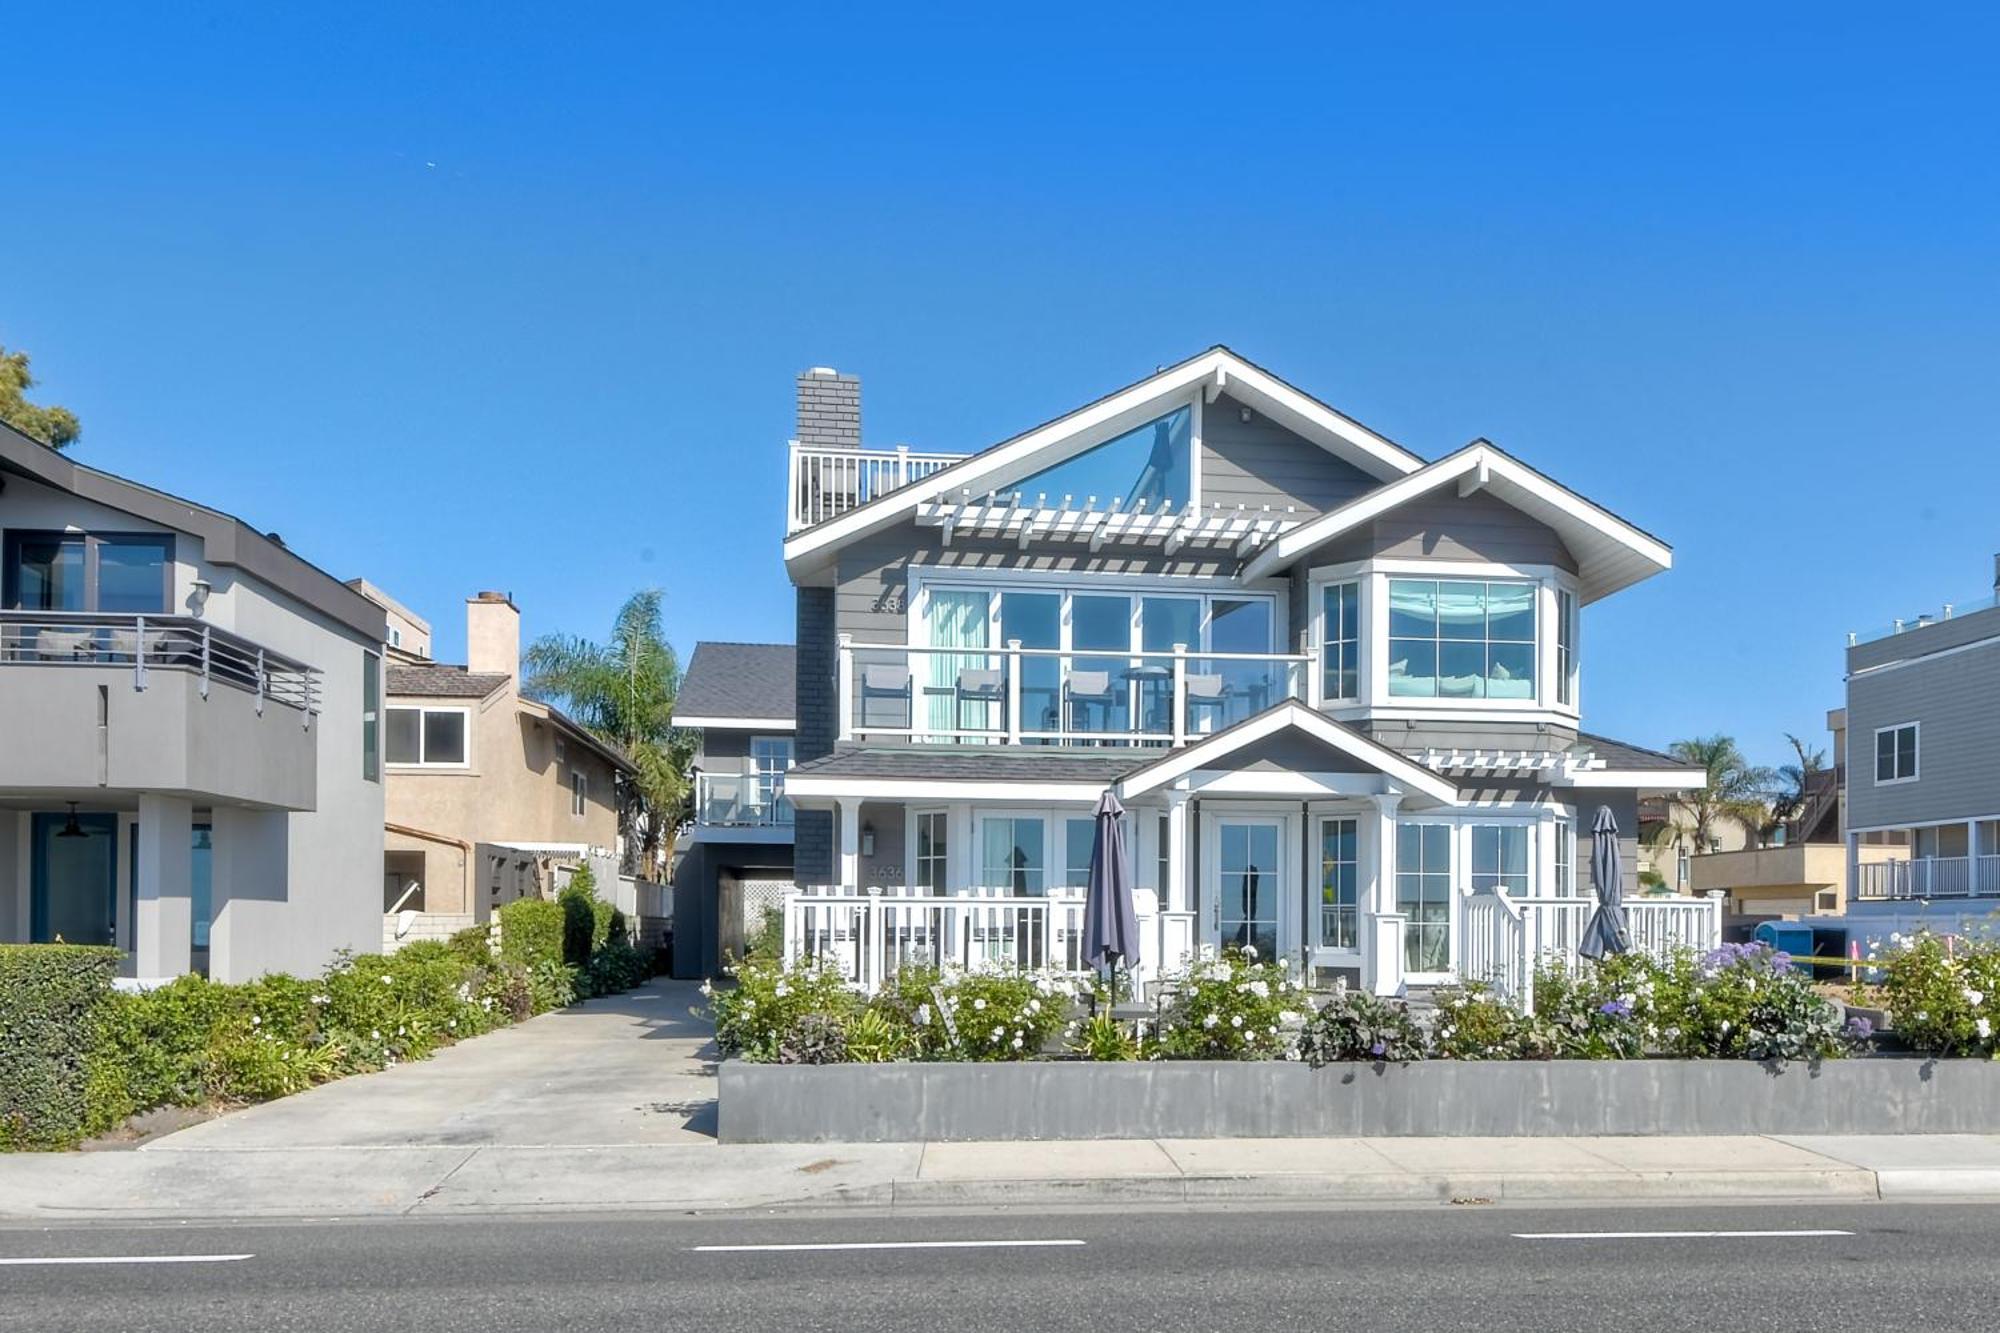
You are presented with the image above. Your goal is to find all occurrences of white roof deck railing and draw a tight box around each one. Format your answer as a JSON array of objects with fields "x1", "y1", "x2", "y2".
[
  {"x1": 0, "y1": 610, "x2": 322, "y2": 722},
  {"x1": 788, "y1": 442, "x2": 966, "y2": 533}
]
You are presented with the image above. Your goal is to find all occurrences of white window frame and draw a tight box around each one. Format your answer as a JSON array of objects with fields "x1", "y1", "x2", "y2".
[
  {"x1": 1395, "y1": 807, "x2": 1561, "y2": 980},
  {"x1": 1308, "y1": 558, "x2": 1581, "y2": 723},
  {"x1": 908, "y1": 572, "x2": 1287, "y2": 663},
  {"x1": 570, "y1": 768, "x2": 587, "y2": 818},
  {"x1": 1874, "y1": 721, "x2": 1920, "y2": 786},
  {"x1": 1316, "y1": 814, "x2": 1361, "y2": 953},
  {"x1": 1318, "y1": 580, "x2": 1360, "y2": 703},
  {"x1": 385, "y1": 704, "x2": 473, "y2": 769},
  {"x1": 908, "y1": 808, "x2": 950, "y2": 892}
]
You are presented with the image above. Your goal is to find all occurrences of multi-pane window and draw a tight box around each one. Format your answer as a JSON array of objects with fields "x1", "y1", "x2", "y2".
[
  {"x1": 1062, "y1": 816, "x2": 1096, "y2": 888},
  {"x1": 570, "y1": 770, "x2": 587, "y2": 817},
  {"x1": 1387, "y1": 579, "x2": 1536, "y2": 700},
  {"x1": 1321, "y1": 582, "x2": 1359, "y2": 702},
  {"x1": 1470, "y1": 824, "x2": 1530, "y2": 896},
  {"x1": 914, "y1": 812, "x2": 948, "y2": 891},
  {"x1": 1156, "y1": 812, "x2": 1171, "y2": 894},
  {"x1": 751, "y1": 736, "x2": 793, "y2": 815},
  {"x1": 1875, "y1": 723, "x2": 1918, "y2": 784},
  {"x1": 1397, "y1": 823, "x2": 1453, "y2": 972},
  {"x1": 385, "y1": 706, "x2": 468, "y2": 766},
  {"x1": 979, "y1": 816, "x2": 1046, "y2": 896},
  {"x1": 1319, "y1": 818, "x2": 1358, "y2": 949},
  {"x1": 362, "y1": 652, "x2": 381, "y2": 782},
  {"x1": 1554, "y1": 818, "x2": 1575, "y2": 897},
  {"x1": 1556, "y1": 588, "x2": 1575, "y2": 707}
]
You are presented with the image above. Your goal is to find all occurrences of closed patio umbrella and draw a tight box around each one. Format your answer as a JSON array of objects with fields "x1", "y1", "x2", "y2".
[
  {"x1": 1577, "y1": 804, "x2": 1631, "y2": 961},
  {"x1": 1082, "y1": 789, "x2": 1141, "y2": 993}
]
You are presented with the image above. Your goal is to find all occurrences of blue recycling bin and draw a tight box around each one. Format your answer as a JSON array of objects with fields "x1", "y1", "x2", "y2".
[{"x1": 1752, "y1": 921, "x2": 1815, "y2": 972}]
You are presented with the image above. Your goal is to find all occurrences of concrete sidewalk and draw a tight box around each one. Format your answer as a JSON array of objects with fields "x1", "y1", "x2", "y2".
[{"x1": 6, "y1": 1133, "x2": 2000, "y2": 1220}]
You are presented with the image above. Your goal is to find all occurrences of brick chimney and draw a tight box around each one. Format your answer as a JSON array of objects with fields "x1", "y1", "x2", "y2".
[
  {"x1": 797, "y1": 367, "x2": 860, "y2": 450},
  {"x1": 466, "y1": 591, "x2": 520, "y2": 685}
]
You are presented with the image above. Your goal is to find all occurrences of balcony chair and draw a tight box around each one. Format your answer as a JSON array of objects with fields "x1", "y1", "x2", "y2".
[
  {"x1": 1063, "y1": 669, "x2": 1119, "y2": 740},
  {"x1": 1183, "y1": 672, "x2": 1231, "y2": 732},
  {"x1": 34, "y1": 628, "x2": 92, "y2": 661},
  {"x1": 859, "y1": 663, "x2": 913, "y2": 731},
  {"x1": 954, "y1": 667, "x2": 1004, "y2": 734}
]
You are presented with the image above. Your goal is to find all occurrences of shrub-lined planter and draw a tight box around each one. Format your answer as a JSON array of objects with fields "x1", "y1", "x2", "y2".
[{"x1": 717, "y1": 1056, "x2": 2000, "y2": 1143}]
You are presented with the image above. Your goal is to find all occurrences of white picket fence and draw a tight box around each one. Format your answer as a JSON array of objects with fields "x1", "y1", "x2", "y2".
[
  {"x1": 1462, "y1": 891, "x2": 1725, "y2": 1013},
  {"x1": 783, "y1": 886, "x2": 1192, "y2": 993}
]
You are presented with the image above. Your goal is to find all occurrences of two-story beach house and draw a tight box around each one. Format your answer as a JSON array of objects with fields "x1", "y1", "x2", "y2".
[
  {"x1": 776, "y1": 350, "x2": 1713, "y2": 998},
  {"x1": 1842, "y1": 558, "x2": 2000, "y2": 935},
  {"x1": 670, "y1": 640, "x2": 797, "y2": 978},
  {"x1": 0, "y1": 423, "x2": 387, "y2": 983}
]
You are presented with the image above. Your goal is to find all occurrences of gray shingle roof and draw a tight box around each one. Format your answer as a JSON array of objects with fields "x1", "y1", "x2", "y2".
[
  {"x1": 676, "y1": 642, "x2": 795, "y2": 723},
  {"x1": 386, "y1": 665, "x2": 512, "y2": 698},
  {"x1": 789, "y1": 746, "x2": 1145, "y2": 784},
  {"x1": 1577, "y1": 732, "x2": 1694, "y2": 770}
]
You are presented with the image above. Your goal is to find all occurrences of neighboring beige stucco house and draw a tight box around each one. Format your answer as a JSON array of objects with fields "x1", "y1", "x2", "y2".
[{"x1": 356, "y1": 589, "x2": 633, "y2": 944}]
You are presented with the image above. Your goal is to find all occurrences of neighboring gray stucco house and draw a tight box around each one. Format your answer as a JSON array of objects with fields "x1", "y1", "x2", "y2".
[
  {"x1": 0, "y1": 423, "x2": 387, "y2": 983},
  {"x1": 1844, "y1": 559, "x2": 2000, "y2": 914},
  {"x1": 670, "y1": 641, "x2": 796, "y2": 977},
  {"x1": 774, "y1": 349, "x2": 1711, "y2": 997}
]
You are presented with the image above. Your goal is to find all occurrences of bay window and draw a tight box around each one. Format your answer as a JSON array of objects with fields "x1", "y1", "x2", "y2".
[{"x1": 1388, "y1": 579, "x2": 1536, "y2": 699}]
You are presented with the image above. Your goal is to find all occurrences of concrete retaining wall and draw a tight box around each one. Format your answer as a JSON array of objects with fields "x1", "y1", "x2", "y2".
[{"x1": 717, "y1": 1058, "x2": 2000, "y2": 1143}]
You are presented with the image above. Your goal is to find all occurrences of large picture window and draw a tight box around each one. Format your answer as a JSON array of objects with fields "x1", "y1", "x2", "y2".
[
  {"x1": 1387, "y1": 579, "x2": 1536, "y2": 700},
  {"x1": 386, "y1": 706, "x2": 469, "y2": 766},
  {"x1": 1397, "y1": 823, "x2": 1452, "y2": 972},
  {"x1": 3, "y1": 531, "x2": 172, "y2": 614}
]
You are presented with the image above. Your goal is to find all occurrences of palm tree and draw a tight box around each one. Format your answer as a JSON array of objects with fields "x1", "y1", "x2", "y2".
[
  {"x1": 1771, "y1": 732, "x2": 1827, "y2": 828},
  {"x1": 523, "y1": 589, "x2": 695, "y2": 875},
  {"x1": 1655, "y1": 735, "x2": 1775, "y2": 854}
]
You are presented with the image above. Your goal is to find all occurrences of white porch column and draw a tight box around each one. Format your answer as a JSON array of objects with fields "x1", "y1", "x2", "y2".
[
  {"x1": 133, "y1": 794, "x2": 194, "y2": 981},
  {"x1": 1364, "y1": 792, "x2": 1404, "y2": 996},
  {"x1": 836, "y1": 797, "x2": 861, "y2": 890},
  {"x1": 1165, "y1": 791, "x2": 1190, "y2": 915},
  {"x1": 946, "y1": 802, "x2": 973, "y2": 892}
]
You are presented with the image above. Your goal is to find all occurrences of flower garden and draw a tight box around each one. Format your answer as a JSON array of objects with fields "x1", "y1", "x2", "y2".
[{"x1": 710, "y1": 929, "x2": 2000, "y2": 1068}]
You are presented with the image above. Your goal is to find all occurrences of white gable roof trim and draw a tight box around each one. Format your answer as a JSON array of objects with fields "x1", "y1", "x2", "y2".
[
  {"x1": 783, "y1": 347, "x2": 1424, "y2": 574},
  {"x1": 1240, "y1": 440, "x2": 1673, "y2": 603},
  {"x1": 1116, "y1": 700, "x2": 1460, "y2": 805}
]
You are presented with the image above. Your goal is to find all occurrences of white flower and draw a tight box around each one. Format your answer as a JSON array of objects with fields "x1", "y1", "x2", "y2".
[
  {"x1": 916, "y1": 1004, "x2": 932, "y2": 1027},
  {"x1": 1230, "y1": 1015, "x2": 1244, "y2": 1028},
  {"x1": 774, "y1": 982, "x2": 790, "y2": 998},
  {"x1": 1203, "y1": 1013, "x2": 1219, "y2": 1029},
  {"x1": 1242, "y1": 945, "x2": 1259, "y2": 961},
  {"x1": 1027, "y1": 998, "x2": 1040, "y2": 1013},
  {"x1": 381, "y1": 975, "x2": 393, "y2": 985},
  {"x1": 1979, "y1": 1018, "x2": 1994, "y2": 1042},
  {"x1": 1011, "y1": 1036, "x2": 1024, "y2": 1050},
  {"x1": 698, "y1": 980, "x2": 713, "y2": 998},
  {"x1": 251, "y1": 1015, "x2": 262, "y2": 1027},
  {"x1": 1965, "y1": 988, "x2": 1986, "y2": 1007},
  {"x1": 370, "y1": 1029, "x2": 381, "y2": 1040},
  {"x1": 1279, "y1": 1010, "x2": 1301, "y2": 1024},
  {"x1": 974, "y1": 998, "x2": 987, "y2": 1011},
  {"x1": 991, "y1": 1025, "x2": 1004, "y2": 1039}
]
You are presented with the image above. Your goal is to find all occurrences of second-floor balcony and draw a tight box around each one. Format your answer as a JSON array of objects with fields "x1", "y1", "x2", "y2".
[
  {"x1": 789, "y1": 443, "x2": 964, "y2": 532},
  {"x1": 0, "y1": 611, "x2": 323, "y2": 809},
  {"x1": 694, "y1": 771, "x2": 793, "y2": 829},
  {"x1": 837, "y1": 638, "x2": 1311, "y2": 747}
]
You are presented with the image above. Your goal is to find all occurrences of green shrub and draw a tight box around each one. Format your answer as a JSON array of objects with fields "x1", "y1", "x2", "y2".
[
  {"x1": 527, "y1": 959, "x2": 580, "y2": 1014},
  {"x1": 1296, "y1": 985, "x2": 1428, "y2": 1065},
  {"x1": 742, "y1": 906, "x2": 784, "y2": 963},
  {"x1": 1876, "y1": 929, "x2": 2000, "y2": 1057},
  {"x1": 558, "y1": 888, "x2": 597, "y2": 969},
  {"x1": 706, "y1": 956, "x2": 865, "y2": 1063},
  {"x1": 497, "y1": 899, "x2": 565, "y2": 971},
  {"x1": 446, "y1": 925, "x2": 495, "y2": 968},
  {"x1": 585, "y1": 940, "x2": 651, "y2": 996},
  {"x1": 1430, "y1": 983, "x2": 1555, "y2": 1060},
  {"x1": 1069, "y1": 1008, "x2": 1141, "y2": 1061},
  {"x1": 0, "y1": 945, "x2": 120, "y2": 1150},
  {"x1": 1155, "y1": 948, "x2": 1302, "y2": 1061},
  {"x1": 930, "y1": 968, "x2": 1072, "y2": 1061}
]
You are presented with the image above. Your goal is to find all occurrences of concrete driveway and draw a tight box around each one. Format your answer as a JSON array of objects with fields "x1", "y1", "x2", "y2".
[{"x1": 156, "y1": 978, "x2": 718, "y2": 1149}]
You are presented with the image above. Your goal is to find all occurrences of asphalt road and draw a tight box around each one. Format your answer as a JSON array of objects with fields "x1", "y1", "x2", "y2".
[{"x1": 3, "y1": 1201, "x2": 1995, "y2": 1332}]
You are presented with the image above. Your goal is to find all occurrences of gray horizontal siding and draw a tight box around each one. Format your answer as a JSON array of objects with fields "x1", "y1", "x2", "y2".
[
  {"x1": 1846, "y1": 637, "x2": 2000, "y2": 828},
  {"x1": 1199, "y1": 393, "x2": 1380, "y2": 515},
  {"x1": 1358, "y1": 720, "x2": 1582, "y2": 754},
  {"x1": 1367, "y1": 489, "x2": 1578, "y2": 571}
]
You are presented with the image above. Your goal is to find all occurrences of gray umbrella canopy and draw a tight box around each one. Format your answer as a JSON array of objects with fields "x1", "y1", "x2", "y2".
[
  {"x1": 1576, "y1": 804, "x2": 1631, "y2": 961},
  {"x1": 1082, "y1": 789, "x2": 1141, "y2": 973}
]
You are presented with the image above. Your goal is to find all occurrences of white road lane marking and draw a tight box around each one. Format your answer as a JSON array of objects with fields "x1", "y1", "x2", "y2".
[
  {"x1": 1514, "y1": 1230, "x2": 1854, "y2": 1241},
  {"x1": 0, "y1": 1254, "x2": 255, "y2": 1267},
  {"x1": 694, "y1": 1240, "x2": 1087, "y2": 1253}
]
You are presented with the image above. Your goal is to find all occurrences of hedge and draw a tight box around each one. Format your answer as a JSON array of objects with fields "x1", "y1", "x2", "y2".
[
  {"x1": 0, "y1": 945, "x2": 120, "y2": 1150},
  {"x1": 3, "y1": 900, "x2": 657, "y2": 1152}
]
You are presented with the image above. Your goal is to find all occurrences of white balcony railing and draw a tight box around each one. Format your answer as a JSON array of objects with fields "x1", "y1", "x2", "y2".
[
  {"x1": 0, "y1": 611, "x2": 321, "y2": 720},
  {"x1": 694, "y1": 771, "x2": 793, "y2": 828},
  {"x1": 788, "y1": 443, "x2": 965, "y2": 533},
  {"x1": 783, "y1": 886, "x2": 1192, "y2": 994},
  {"x1": 1461, "y1": 891, "x2": 1724, "y2": 1014},
  {"x1": 838, "y1": 638, "x2": 1312, "y2": 748},
  {"x1": 1855, "y1": 856, "x2": 2000, "y2": 901}
]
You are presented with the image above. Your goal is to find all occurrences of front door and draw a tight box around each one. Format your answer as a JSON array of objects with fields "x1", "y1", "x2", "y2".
[
  {"x1": 30, "y1": 811, "x2": 119, "y2": 945},
  {"x1": 1209, "y1": 815, "x2": 1285, "y2": 960}
]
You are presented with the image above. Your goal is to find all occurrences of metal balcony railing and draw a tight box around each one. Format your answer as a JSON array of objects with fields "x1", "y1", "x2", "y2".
[
  {"x1": 0, "y1": 612, "x2": 322, "y2": 720},
  {"x1": 788, "y1": 442, "x2": 964, "y2": 532}
]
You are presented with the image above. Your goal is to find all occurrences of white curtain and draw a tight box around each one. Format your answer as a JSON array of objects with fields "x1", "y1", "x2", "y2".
[{"x1": 926, "y1": 590, "x2": 990, "y2": 737}]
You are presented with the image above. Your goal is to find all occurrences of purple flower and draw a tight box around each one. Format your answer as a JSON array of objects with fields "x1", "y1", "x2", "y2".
[
  {"x1": 1844, "y1": 1015, "x2": 1875, "y2": 1042},
  {"x1": 1370, "y1": 1041, "x2": 1386, "y2": 1057},
  {"x1": 1598, "y1": 998, "x2": 1634, "y2": 1019}
]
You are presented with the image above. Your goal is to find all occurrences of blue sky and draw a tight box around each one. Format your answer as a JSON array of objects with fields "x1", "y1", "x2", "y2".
[{"x1": 5, "y1": 2, "x2": 1997, "y2": 769}]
